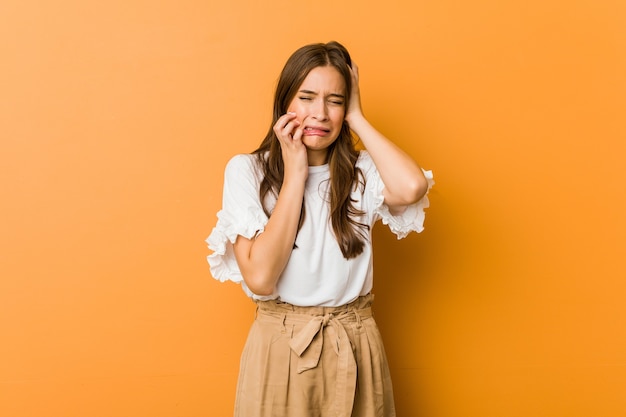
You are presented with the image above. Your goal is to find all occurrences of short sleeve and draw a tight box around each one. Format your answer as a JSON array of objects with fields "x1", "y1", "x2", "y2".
[
  {"x1": 205, "y1": 154, "x2": 269, "y2": 284},
  {"x1": 358, "y1": 151, "x2": 434, "y2": 239}
]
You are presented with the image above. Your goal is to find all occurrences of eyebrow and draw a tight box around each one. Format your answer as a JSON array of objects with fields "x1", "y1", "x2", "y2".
[{"x1": 299, "y1": 89, "x2": 345, "y2": 99}]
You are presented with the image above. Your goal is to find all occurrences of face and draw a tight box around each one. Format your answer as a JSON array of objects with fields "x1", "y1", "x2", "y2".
[{"x1": 286, "y1": 65, "x2": 346, "y2": 166}]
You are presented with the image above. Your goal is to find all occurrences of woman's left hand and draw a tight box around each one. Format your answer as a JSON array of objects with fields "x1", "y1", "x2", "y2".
[
  {"x1": 345, "y1": 62, "x2": 364, "y2": 125},
  {"x1": 341, "y1": 61, "x2": 429, "y2": 209}
]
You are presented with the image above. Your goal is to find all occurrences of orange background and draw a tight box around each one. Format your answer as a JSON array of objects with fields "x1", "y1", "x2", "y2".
[{"x1": 2, "y1": 1, "x2": 625, "y2": 416}]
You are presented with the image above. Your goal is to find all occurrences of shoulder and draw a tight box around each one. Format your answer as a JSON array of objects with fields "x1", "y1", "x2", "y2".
[
  {"x1": 224, "y1": 153, "x2": 262, "y2": 176},
  {"x1": 225, "y1": 153, "x2": 257, "y2": 170}
]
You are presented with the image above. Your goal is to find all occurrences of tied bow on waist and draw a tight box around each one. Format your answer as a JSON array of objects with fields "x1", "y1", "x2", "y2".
[{"x1": 287, "y1": 308, "x2": 371, "y2": 417}]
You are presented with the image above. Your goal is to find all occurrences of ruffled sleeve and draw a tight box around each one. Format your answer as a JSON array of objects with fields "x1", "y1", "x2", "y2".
[
  {"x1": 206, "y1": 154, "x2": 269, "y2": 284},
  {"x1": 358, "y1": 151, "x2": 434, "y2": 239}
]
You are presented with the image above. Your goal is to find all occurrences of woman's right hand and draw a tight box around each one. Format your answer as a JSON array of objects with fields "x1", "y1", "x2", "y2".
[
  {"x1": 273, "y1": 112, "x2": 308, "y2": 182},
  {"x1": 233, "y1": 112, "x2": 308, "y2": 296}
]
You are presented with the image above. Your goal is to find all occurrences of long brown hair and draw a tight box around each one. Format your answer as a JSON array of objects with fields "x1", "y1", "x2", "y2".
[{"x1": 252, "y1": 41, "x2": 368, "y2": 259}]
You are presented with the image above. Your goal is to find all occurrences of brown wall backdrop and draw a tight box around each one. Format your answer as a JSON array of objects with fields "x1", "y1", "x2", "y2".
[{"x1": 2, "y1": 0, "x2": 625, "y2": 416}]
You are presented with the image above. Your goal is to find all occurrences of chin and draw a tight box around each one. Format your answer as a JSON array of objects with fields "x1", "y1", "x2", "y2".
[{"x1": 303, "y1": 136, "x2": 337, "y2": 150}]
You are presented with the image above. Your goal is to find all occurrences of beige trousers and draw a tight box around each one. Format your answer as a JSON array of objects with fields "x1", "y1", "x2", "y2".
[{"x1": 234, "y1": 294, "x2": 396, "y2": 417}]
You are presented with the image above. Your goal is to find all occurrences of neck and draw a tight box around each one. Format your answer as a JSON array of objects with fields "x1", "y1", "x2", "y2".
[{"x1": 307, "y1": 149, "x2": 329, "y2": 166}]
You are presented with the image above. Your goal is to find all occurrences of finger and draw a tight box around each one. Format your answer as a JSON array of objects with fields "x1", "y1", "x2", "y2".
[
  {"x1": 274, "y1": 113, "x2": 293, "y2": 131},
  {"x1": 275, "y1": 123, "x2": 302, "y2": 147},
  {"x1": 350, "y1": 62, "x2": 359, "y2": 79},
  {"x1": 273, "y1": 112, "x2": 298, "y2": 134},
  {"x1": 282, "y1": 119, "x2": 301, "y2": 137},
  {"x1": 273, "y1": 111, "x2": 295, "y2": 128},
  {"x1": 274, "y1": 115, "x2": 297, "y2": 137},
  {"x1": 292, "y1": 125, "x2": 303, "y2": 143}
]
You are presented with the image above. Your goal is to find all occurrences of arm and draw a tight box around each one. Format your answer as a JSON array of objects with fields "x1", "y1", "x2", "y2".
[
  {"x1": 345, "y1": 63, "x2": 429, "y2": 212},
  {"x1": 232, "y1": 113, "x2": 307, "y2": 296}
]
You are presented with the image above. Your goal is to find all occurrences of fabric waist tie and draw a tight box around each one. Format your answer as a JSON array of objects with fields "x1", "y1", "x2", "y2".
[{"x1": 256, "y1": 298, "x2": 373, "y2": 417}]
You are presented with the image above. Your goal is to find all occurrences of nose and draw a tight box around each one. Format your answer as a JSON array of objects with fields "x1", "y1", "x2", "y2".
[{"x1": 311, "y1": 98, "x2": 329, "y2": 121}]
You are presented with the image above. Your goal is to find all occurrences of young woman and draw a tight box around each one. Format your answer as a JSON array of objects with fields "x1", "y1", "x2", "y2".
[{"x1": 207, "y1": 41, "x2": 433, "y2": 417}]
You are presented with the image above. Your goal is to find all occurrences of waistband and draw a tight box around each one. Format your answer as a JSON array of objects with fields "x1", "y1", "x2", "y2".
[{"x1": 255, "y1": 293, "x2": 374, "y2": 316}]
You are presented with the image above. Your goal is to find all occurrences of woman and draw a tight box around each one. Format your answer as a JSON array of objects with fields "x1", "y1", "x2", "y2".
[{"x1": 207, "y1": 41, "x2": 433, "y2": 417}]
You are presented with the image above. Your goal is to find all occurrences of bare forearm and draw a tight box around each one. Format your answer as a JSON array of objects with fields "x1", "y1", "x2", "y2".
[
  {"x1": 348, "y1": 114, "x2": 428, "y2": 205},
  {"x1": 234, "y1": 180, "x2": 304, "y2": 295}
]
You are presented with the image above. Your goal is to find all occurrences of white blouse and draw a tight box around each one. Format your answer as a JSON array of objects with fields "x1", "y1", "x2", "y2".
[{"x1": 206, "y1": 151, "x2": 434, "y2": 307}]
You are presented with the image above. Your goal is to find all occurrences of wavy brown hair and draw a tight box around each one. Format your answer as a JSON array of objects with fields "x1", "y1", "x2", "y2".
[{"x1": 252, "y1": 41, "x2": 368, "y2": 259}]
